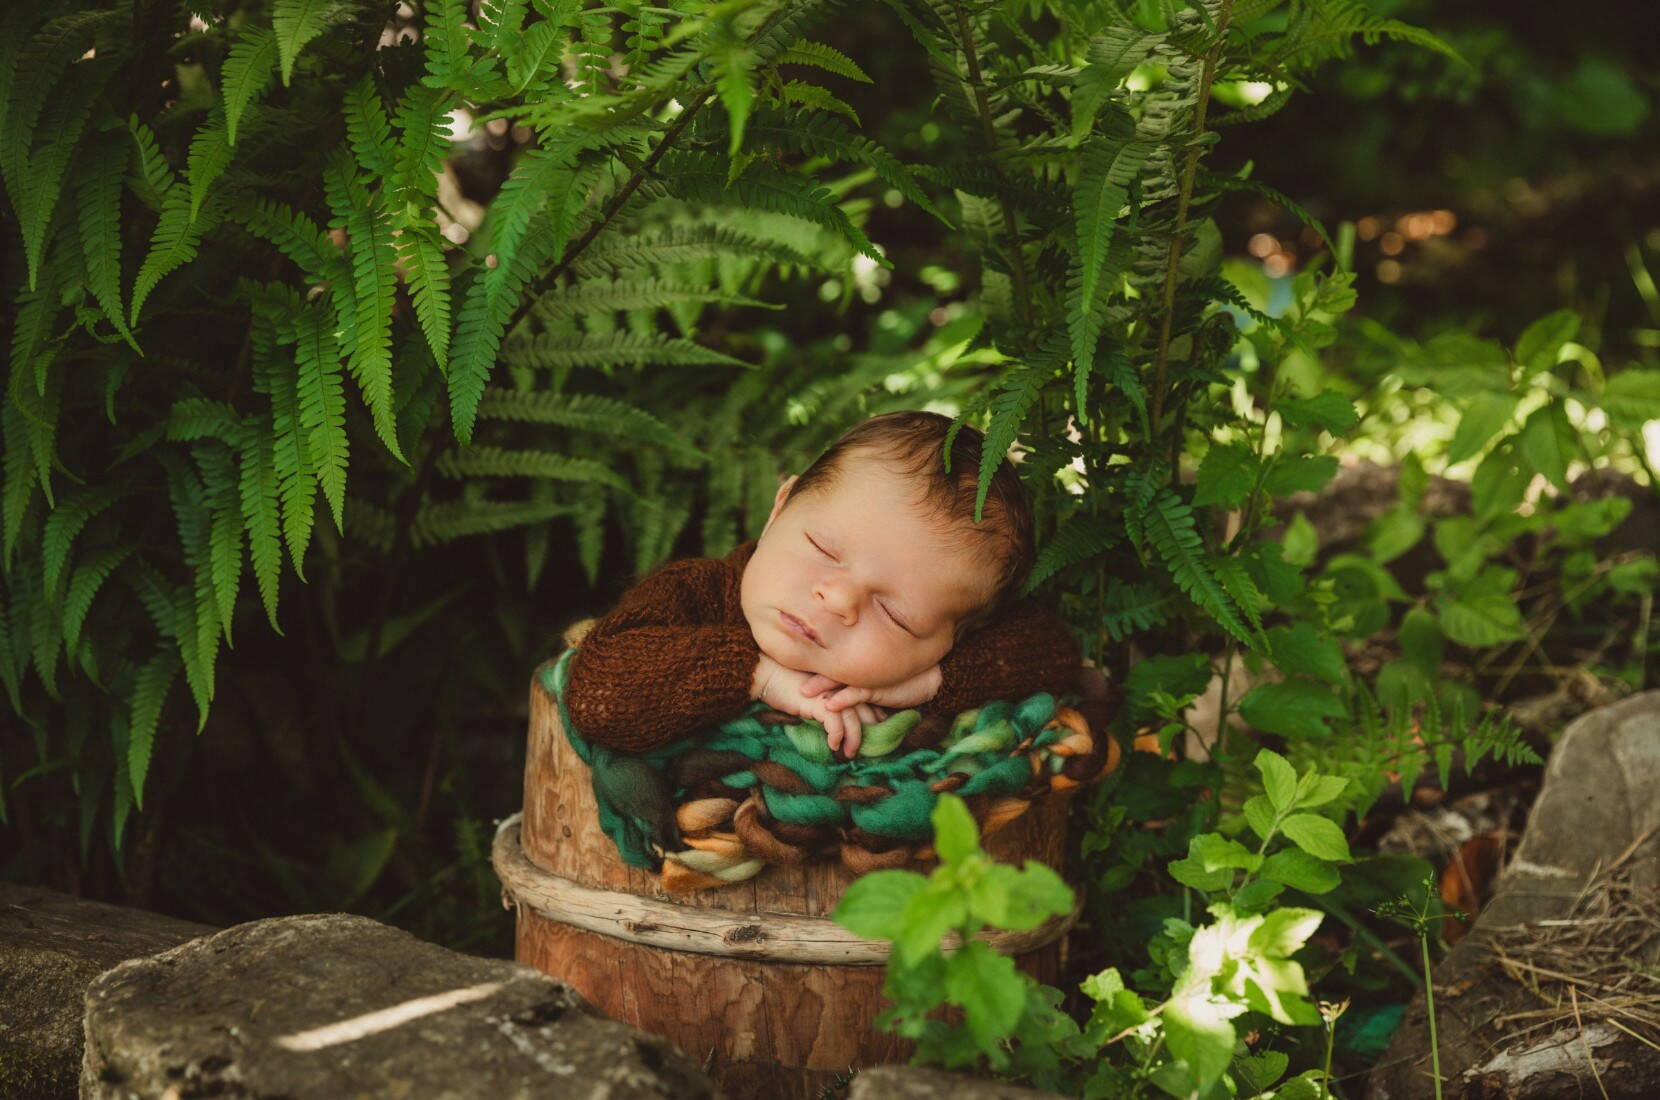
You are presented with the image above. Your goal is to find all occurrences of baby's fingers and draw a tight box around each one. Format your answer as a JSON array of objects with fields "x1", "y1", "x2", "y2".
[
  {"x1": 800, "y1": 674, "x2": 841, "y2": 698},
  {"x1": 822, "y1": 708, "x2": 845, "y2": 754},
  {"x1": 825, "y1": 685, "x2": 873, "y2": 712},
  {"x1": 840, "y1": 709, "x2": 864, "y2": 759}
]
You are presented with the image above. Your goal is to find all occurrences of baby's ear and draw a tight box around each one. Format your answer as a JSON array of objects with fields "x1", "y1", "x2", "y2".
[{"x1": 764, "y1": 476, "x2": 798, "y2": 529}]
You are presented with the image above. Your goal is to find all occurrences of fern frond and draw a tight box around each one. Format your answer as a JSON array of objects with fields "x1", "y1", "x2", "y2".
[
  {"x1": 196, "y1": 446, "x2": 243, "y2": 638},
  {"x1": 289, "y1": 306, "x2": 349, "y2": 530},
  {"x1": 323, "y1": 154, "x2": 401, "y2": 458},
  {"x1": 501, "y1": 331, "x2": 750, "y2": 371},
  {"x1": 186, "y1": 109, "x2": 232, "y2": 222},
  {"x1": 42, "y1": 487, "x2": 121, "y2": 596},
  {"x1": 749, "y1": 113, "x2": 949, "y2": 225},
  {"x1": 342, "y1": 495, "x2": 396, "y2": 552},
  {"x1": 532, "y1": 279, "x2": 777, "y2": 319},
  {"x1": 974, "y1": 366, "x2": 1045, "y2": 521},
  {"x1": 2, "y1": 400, "x2": 38, "y2": 565},
  {"x1": 392, "y1": 84, "x2": 450, "y2": 206},
  {"x1": 166, "y1": 398, "x2": 247, "y2": 445},
  {"x1": 775, "y1": 40, "x2": 872, "y2": 83},
  {"x1": 660, "y1": 153, "x2": 884, "y2": 263},
  {"x1": 222, "y1": 27, "x2": 278, "y2": 146},
  {"x1": 1025, "y1": 512, "x2": 1120, "y2": 592},
  {"x1": 273, "y1": 0, "x2": 344, "y2": 85},
  {"x1": 1, "y1": 9, "x2": 122, "y2": 207},
  {"x1": 75, "y1": 136, "x2": 140, "y2": 353},
  {"x1": 128, "y1": 649, "x2": 180, "y2": 810},
  {"x1": 1101, "y1": 579, "x2": 1176, "y2": 640},
  {"x1": 410, "y1": 499, "x2": 568, "y2": 547},
  {"x1": 569, "y1": 225, "x2": 820, "y2": 278},
  {"x1": 1141, "y1": 489, "x2": 1251, "y2": 643},
  {"x1": 474, "y1": 389, "x2": 705, "y2": 458},
  {"x1": 131, "y1": 189, "x2": 220, "y2": 324},
  {"x1": 396, "y1": 224, "x2": 452, "y2": 371},
  {"x1": 421, "y1": 0, "x2": 473, "y2": 88},
  {"x1": 1213, "y1": 554, "x2": 1265, "y2": 638},
  {"x1": 775, "y1": 81, "x2": 861, "y2": 125},
  {"x1": 435, "y1": 447, "x2": 631, "y2": 490},
  {"x1": 62, "y1": 545, "x2": 133, "y2": 656},
  {"x1": 1070, "y1": 129, "x2": 1151, "y2": 404},
  {"x1": 14, "y1": 56, "x2": 112, "y2": 291},
  {"x1": 125, "y1": 116, "x2": 177, "y2": 204},
  {"x1": 344, "y1": 75, "x2": 397, "y2": 179},
  {"x1": 241, "y1": 198, "x2": 343, "y2": 282}
]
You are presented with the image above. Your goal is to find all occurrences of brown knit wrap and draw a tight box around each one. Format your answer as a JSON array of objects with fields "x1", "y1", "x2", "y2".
[{"x1": 564, "y1": 541, "x2": 1081, "y2": 753}]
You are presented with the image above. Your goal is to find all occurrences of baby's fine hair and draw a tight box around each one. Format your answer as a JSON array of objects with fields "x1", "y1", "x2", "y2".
[{"x1": 786, "y1": 411, "x2": 1035, "y2": 620}]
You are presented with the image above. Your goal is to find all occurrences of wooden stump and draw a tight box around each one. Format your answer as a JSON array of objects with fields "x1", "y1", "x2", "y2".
[{"x1": 500, "y1": 660, "x2": 1080, "y2": 1099}]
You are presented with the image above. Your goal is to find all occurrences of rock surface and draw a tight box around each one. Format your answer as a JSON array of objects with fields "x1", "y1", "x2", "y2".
[
  {"x1": 81, "y1": 912, "x2": 715, "y2": 1099},
  {"x1": 0, "y1": 883, "x2": 214, "y2": 1100},
  {"x1": 848, "y1": 1065, "x2": 1064, "y2": 1099},
  {"x1": 1370, "y1": 692, "x2": 1660, "y2": 1099}
]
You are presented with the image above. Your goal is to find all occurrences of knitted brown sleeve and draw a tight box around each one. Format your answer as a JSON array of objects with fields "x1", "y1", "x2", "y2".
[
  {"x1": 563, "y1": 557, "x2": 761, "y2": 752},
  {"x1": 929, "y1": 599, "x2": 1080, "y2": 715}
]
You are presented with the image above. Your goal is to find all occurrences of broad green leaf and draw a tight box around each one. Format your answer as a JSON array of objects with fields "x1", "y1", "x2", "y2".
[
  {"x1": 896, "y1": 880, "x2": 967, "y2": 964},
  {"x1": 1259, "y1": 848, "x2": 1340, "y2": 893},
  {"x1": 1437, "y1": 587, "x2": 1526, "y2": 647},
  {"x1": 932, "y1": 793, "x2": 978, "y2": 864},
  {"x1": 1169, "y1": 852, "x2": 1232, "y2": 893},
  {"x1": 1519, "y1": 404, "x2": 1573, "y2": 491},
  {"x1": 1398, "y1": 607, "x2": 1445, "y2": 679},
  {"x1": 1249, "y1": 906, "x2": 1323, "y2": 957},
  {"x1": 1242, "y1": 795, "x2": 1276, "y2": 842},
  {"x1": 1368, "y1": 505, "x2": 1425, "y2": 565},
  {"x1": 1232, "y1": 880, "x2": 1285, "y2": 913},
  {"x1": 1515, "y1": 309, "x2": 1579, "y2": 373},
  {"x1": 1446, "y1": 391, "x2": 1516, "y2": 464},
  {"x1": 1296, "y1": 774, "x2": 1349, "y2": 809},
  {"x1": 1239, "y1": 680, "x2": 1345, "y2": 740},
  {"x1": 1602, "y1": 370, "x2": 1660, "y2": 428},
  {"x1": 1279, "y1": 813, "x2": 1351, "y2": 862},
  {"x1": 1282, "y1": 512, "x2": 1317, "y2": 567},
  {"x1": 1264, "y1": 454, "x2": 1338, "y2": 497},
  {"x1": 1266, "y1": 621, "x2": 1346, "y2": 684},
  {"x1": 833, "y1": 868, "x2": 925, "y2": 941},
  {"x1": 1193, "y1": 442, "x2": 1257, "y2": 508},
  {"x1": 1192, "y1": 832, "x2": 1261, "y2": 872},
  {"x1": 1279, "y1": 393, "x2": 1358, "y2": 435},
  {"x1": 1254, "y1": 749, "x2": 1298, "y2": 812},
  {"x1": 944, "y1": 941, "x2": 1025, "y2": 1049},
  {"x1": 1163, "y1": 990, "x2": 1240, "y2": 1090}
]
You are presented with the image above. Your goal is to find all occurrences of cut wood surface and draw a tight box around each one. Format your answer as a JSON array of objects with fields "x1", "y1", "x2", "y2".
[{"x1": 508, "y1": 658, "x2": 1081, "y2": 1098}]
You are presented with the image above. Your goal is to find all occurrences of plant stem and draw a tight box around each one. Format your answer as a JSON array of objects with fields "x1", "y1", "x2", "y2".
[
  {"x1": 1422, "y1": 932, "x2": 1443, "y2": 1100},
  {"x1": 952, "y1": 0, "x2": 1033, "y2": 331},
  {"x1": 1151, "y1": 0, "x2": 1236, "y2": 434},
  {"x1": 1320, "y1": 1010, "x2": 1337, "y2": 1100}
]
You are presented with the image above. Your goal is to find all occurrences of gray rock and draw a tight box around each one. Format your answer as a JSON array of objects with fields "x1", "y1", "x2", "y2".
[
  {"x1": 1370, "y1": 692, "x2": 1660, "y2": 1100},
  {"x1": 848, "y1": 1066, "x2": 1063, "y2": 1100},
  {"x1": 0, "y1": 884, "x2": 214, "y2": 1100},
  {"x1": 81, "y1": 912, "x2": 716, "y2": 1099}
]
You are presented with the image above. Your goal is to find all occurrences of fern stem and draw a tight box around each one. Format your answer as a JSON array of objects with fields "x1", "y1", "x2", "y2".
[
  {"x1": 503, "y1": 87, "x2": 714, "y2": 336},
  {"x1": 951, "y1": 1, "x2": 1033, "y2": 331},
  {"x1": 1150, "y1": 0, "x2": 1236, "y2": 435}
]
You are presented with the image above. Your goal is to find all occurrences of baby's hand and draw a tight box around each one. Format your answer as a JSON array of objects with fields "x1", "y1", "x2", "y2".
[
  {"x1": 795, "y1": 694, "x2": 886, "y2": 759},
  {"x1": 799, "y1": 664, "x2": 943, "y2": 713}
]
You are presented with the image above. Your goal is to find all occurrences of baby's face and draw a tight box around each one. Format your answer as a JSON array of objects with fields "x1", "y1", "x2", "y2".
[{"x1": 740, "y1": 454, "x2": 998, "y2": 688}]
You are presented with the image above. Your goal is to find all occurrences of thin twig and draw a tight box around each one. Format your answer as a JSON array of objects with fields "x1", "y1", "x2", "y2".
[{"x1": 1571, "y1": 985, "x2": 1612, "y2": 1100}]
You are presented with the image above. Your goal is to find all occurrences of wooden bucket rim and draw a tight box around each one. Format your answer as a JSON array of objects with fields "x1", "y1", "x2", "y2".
[{"x1": 493, "y1": 813, "x2": 1079, "y2": 966}]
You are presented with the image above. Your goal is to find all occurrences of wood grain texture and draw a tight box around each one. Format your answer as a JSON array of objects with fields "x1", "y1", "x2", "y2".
[{"x1": 512, "y1": 659, "x2": 1077, "y2": 1097}]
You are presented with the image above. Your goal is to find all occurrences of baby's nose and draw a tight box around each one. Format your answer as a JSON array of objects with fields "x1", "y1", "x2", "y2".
[{"x1": 814, "y1": 579, "x2": 859, "y2": 622}]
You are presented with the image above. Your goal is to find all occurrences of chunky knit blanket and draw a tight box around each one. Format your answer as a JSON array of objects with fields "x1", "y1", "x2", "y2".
[{"x1": 544, "y1": 648, "x2": 1117, "y2": 892}]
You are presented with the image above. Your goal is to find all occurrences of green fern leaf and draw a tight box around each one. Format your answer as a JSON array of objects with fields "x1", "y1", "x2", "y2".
[
  {"x1": 1025, "y1": 512, "x2": 1120, "y2": 592},
  {"x1": 505, "y1": 15, "x2": 567, "y2": 94},
  {"x1": 435, "y1": 447, "x2": 631, "y2": 491},
  {"x1": 196, "y1": 446, "x2": 244, "y2": 639},
  {"x1": 166, "y1": 398, "x2": 247, "y2": 445},
  {"x1": 1141, "y1": 489, "x2": 1251, "y2": 643},
  {"x1": 241, "y1": 198, "x2": 343, "y2": 282},
  {"x1": 502, "y1": 330, "x2": 750, "y2": 371},
  {"x1": 776, "y1": 81, "x2": 860, "y2": 125},
  {"x1": 397, "y1": 224, "x2": 452, "y2": 370},
  {"x1": 750, "y1": 113, "x2": 949, "y2": 224},
  {"x1": 420, "y1": 0, "x2": 473, "y2": 88},
  {"x1": 478, "y1": 0, "x2": 530, "y2": 50},
  {"x1": 323, "y1": 155, "x2": 401, "y2": 458},
  {"x1": 290, "y1": 307, "x2": 350, "y2": 530},
  {"x1": 1, "y1": 401, "x2": 37, "y2": 565},
  {"x1": 14, "y1": 56, "x2": 111, "y2": 292},
  {"x1": 776, "y1": 40, "x2": 873, "y2": 83},
  {"x1": 974, "y1": 366, "x2": 1045, "y2": 521},
  {"x1": 392, "y1": 84, "x2": 450, "y2": 206},
  {"x1": 75, "y1": 136, "x2": 141, "y2": 353},
  {"x1": 272, "y1": 0, "x2": 343, "y2": 86},
  {"x1": 256, "y1": 326, "x2": 319, "y2": 576},
  {"x1": 532, "y1": 279, "x2": 777, "y2": 319},
  {"x1": 1070, "y1": 128, "x2": 1151, "y2": 405},
  {"x1": 410, "y1": 499, "x2": 569, "y2": 548},
  {"x1": 344, "y1": 75, "x2": 397, "y2": 179},
  {"x1": 128, "y1": 649, "x2": 180, "y2": 811},
  {"x1": 474, "y1": 389, "x2": 706, "y2": 458},
  {"x1": 186, "y1": 109, "x2": 232, "y2": 223},
  {"x1": 130, "y1": 188, "x2": 220, "y2": 324},
  {"x1": 62, "y1": 544, "x2": 133, "y2": 655},
  {"x1": 569, "y1": 225, "x2": 820, "y2": 278},
  {"x1": 0, "y1": 10, "x2": 120, "y2": 221},
  {"x1": 237, "y1": 433, "x2": 282, "y2": 630},
  {"x1": 661, "y1": 153, "x2": 884, "y2": 263},
  {"x1": 125, "y1": 116, "x2": 177, "y2": 204},
  {"x1": 1101, "y1": 579, "x2": 1176, "y2": 641},
  {"x1": 28, "y1": 575, "x2": 61, "y2": 698},
  {"x1": 1214, "y1": 554, "x2": 1265, "y2": 637},
  {"x1": 42, "y1": 487, "x2": 120, "y2": 595},
  {"x1": 222, "y1": 27, "x2": 278, "y2": 146}
]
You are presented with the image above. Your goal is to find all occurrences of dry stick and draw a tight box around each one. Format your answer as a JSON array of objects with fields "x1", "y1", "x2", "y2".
[
  {"x1": 952, "y1": 0, "x2": 1033, "y2": 330},
  {"x1": 1150, "y1": 0, "x2": 1236, "y2": 434},
  {"x1": 1571, "y1": 984, "x2": 1613, "y2": 1100}
]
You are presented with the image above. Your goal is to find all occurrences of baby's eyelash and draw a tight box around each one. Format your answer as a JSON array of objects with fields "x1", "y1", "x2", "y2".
[
  {"x1": 806, "y1": 534, "x2": 836, "y2": 559},
  {"x1": 879, "y1": 601, "x2": 915, "y2": 635}
]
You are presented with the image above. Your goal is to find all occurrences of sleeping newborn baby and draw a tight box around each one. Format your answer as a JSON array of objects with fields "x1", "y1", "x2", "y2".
[{"x1": 564, "y1": 411, "x2": 1079, "y2": 759}]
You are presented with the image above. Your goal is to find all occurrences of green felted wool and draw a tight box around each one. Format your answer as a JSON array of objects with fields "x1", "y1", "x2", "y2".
[{"x1": 547, "y1": 648, "x2": 1077, "y2": 870}]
